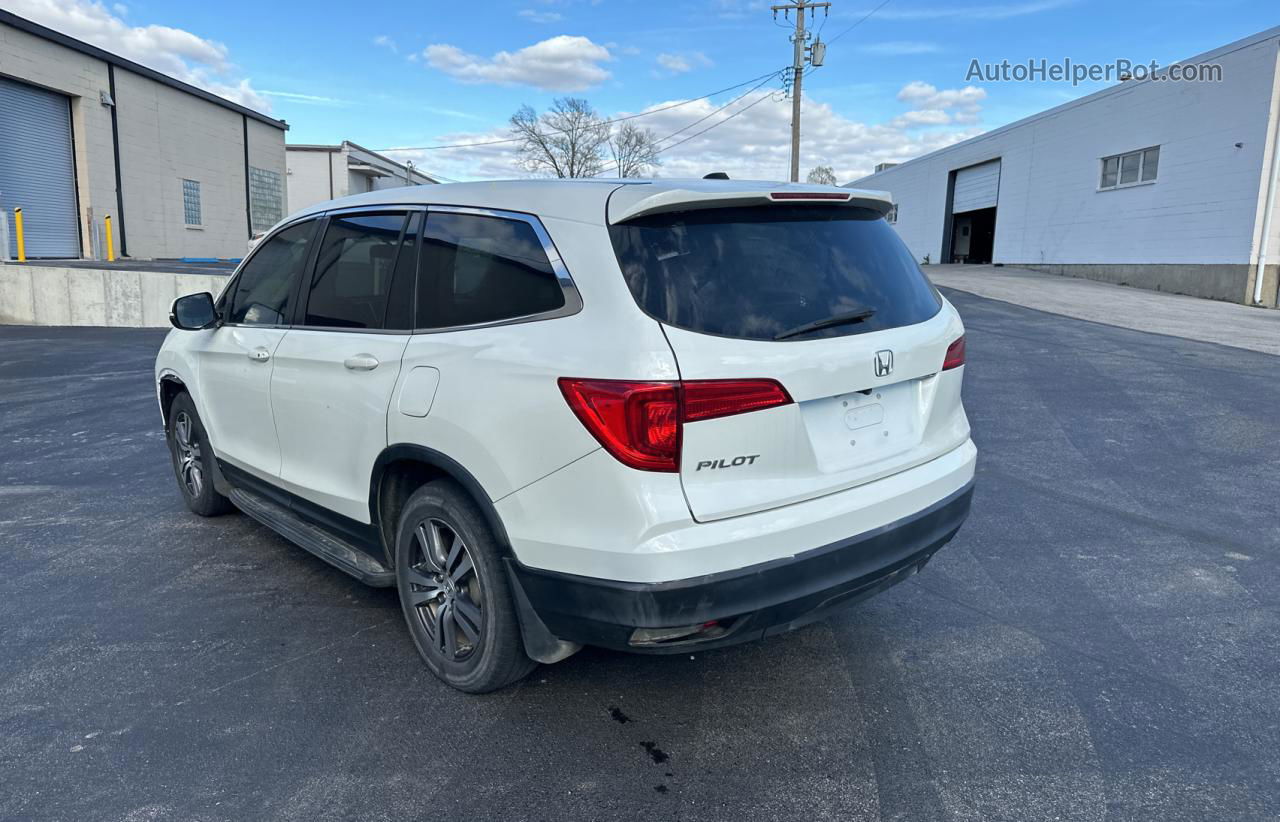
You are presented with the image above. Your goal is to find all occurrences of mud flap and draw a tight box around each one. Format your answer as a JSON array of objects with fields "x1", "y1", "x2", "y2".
[{"x1": 505, "y1": 561, "x2": 583, "y2": 665}]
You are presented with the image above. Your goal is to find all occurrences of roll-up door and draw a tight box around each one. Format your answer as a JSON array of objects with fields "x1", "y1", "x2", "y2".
[
  {"x1": 951, "y1": 160, "x2": 1000, "y2": 214},
  {"x1": 0, "y1": 77, "x2": 80, "y2": 259}
]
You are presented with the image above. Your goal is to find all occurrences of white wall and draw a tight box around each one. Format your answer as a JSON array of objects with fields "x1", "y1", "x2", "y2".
[
  {"x1": 1250, "y1": 48, "x2": 1280, "y2": 302},
  {"x1": 854, "y1": 30, "x2": 1280, "y2": 269},
  {"x1": 285, "y1": 150, "x2": 337, "y2": 216},
  {"x1": 286, "y1": 144, "x2": 437, "y2": 217},
  {"x1": 347, "y1": 170, "x2": 376, "y2": 196}
]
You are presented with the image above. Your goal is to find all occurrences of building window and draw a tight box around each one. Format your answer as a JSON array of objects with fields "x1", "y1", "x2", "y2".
[
  {"x1": 885, "y1": 203, "x2": 899, "y2": 224},
  {"x1": 1100, "y1": 146, "x2": 1159, "y2": 190},
  {"x1": 182, "y1": 179, "x2": 202, "y2": 226},
  {"x1": 249, "y1": 167, "x2": 284, "y2": 233}
]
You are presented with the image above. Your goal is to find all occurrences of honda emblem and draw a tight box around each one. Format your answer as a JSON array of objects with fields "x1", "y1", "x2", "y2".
[{"x1": 874, "y1": 349, "x2": 894, "y2": 377}]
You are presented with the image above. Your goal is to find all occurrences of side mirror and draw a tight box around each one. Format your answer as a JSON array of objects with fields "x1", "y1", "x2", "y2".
[{"x1": 170, "y1": 292, "x2": 219, "y2": 330}]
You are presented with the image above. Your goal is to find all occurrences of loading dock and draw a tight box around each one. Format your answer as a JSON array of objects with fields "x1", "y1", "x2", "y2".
[
  {"x1": 943, "y1": 159, "x2": 1001, "y2": 264},
  {"x1": 0, "y1": 76, "x2": 80, "y2": 259}
]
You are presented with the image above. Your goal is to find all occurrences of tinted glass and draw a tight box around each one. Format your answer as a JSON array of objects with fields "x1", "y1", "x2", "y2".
[
  {"x1": 609, "y1": 205, "x2": 942, "y2": 342},
  {"x1": 227, "y1": 219, "x2": 315, "y2": 325},
  {"x1": 1141, "y1": 147, "x2": 1160, "y2": 181},
  {"x1": 305, "y1": 212, "x2": 407, "y2": 329},
  {"x1": 1101, "y1": 157, "x2": 1119, "y2": 188},
  {"x1": 1120, "y1": 152, "x2": 1141, "y2": 184},
  {"x1": 418, "y1": 213, "x2": 564, "y2": 328},
  {"x1": 384, "y1": 212, "x2": 421, "y2": 331}
]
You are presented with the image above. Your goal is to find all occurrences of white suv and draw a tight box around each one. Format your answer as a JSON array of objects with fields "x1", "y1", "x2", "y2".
[{"x1": 156, "y1": 179, "x2": 975, "y2": 693}]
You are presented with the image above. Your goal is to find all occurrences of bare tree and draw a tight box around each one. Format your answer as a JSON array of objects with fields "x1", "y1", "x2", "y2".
[
  {"x1": 609, "y1": 122, "x2": 662, "y2": 178},
  {"x1": 806, "y1": 165, "x2": 838, "y2": 186},
  {"x1": 509, "y1": 97, "x2": 610, "y2": 179}
]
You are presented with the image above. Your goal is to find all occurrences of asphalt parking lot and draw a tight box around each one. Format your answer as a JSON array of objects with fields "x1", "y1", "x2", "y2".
[{"x1": 1, "y1": 289, "x2": 1277, "y2": 821}]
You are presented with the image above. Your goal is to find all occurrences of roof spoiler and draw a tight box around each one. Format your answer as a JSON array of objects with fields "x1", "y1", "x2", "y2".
[{"x1": 610, "y1": 187, "x2": 894, "y2": 224}]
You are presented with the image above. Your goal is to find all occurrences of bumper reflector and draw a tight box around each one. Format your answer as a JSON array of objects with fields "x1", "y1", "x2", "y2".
[{"x1": 629, "y1": 620, "x2": 727, "y2": 647}]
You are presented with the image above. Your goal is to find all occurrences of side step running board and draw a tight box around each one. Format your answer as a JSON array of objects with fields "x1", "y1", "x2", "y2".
[{"x1": 229, "y1": 487, "x2": 396, "y2": 587}]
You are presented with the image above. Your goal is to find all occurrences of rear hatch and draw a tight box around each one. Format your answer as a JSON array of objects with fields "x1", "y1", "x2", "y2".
[{"x1": 607, "y1": 185, "x2": 969, "y2": 522}]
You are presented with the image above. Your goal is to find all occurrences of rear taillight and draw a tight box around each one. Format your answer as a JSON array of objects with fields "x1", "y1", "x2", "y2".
[
  {"x1": 558, "y1": 378, "x2": 792, "y2": 472},
  {"x1": 942, "y1": 336, "x2": 966, "y2": 370},
  {"x1": 558, "y1": 379, "x2": 680, "y2": 472},
  {"x1": 682, "y1": 379, "x2": 792, "y2": 422}
]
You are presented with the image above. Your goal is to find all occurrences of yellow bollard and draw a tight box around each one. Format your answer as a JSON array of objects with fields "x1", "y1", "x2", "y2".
[
  {"x1": 14, "y1": 208, "x2": 25, "y2": 262},
  {"x1": 105, "y1": 215, "x2": 115, "y2": 262}
]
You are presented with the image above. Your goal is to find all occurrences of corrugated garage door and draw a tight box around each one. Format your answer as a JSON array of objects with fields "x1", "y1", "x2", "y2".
[
  {"x1": 0, "y1": 77, "x2": 79, "y2": 259},
  {"x1": 951, "y1": 160, "x2": 1001, "y2": 214}
]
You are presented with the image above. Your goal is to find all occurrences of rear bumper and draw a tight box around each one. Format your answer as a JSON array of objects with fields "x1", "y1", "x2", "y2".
[{"x1": 508, "y1": 481, "x2": 973, "y2": 653}]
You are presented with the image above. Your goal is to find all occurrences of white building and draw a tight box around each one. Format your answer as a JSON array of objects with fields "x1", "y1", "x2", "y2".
[
  {"x1": 851, "y1": 26, "x2": 1280, "y2": 307},
  {"x1": 0, "y1": 10, "x2": 288, "y2": 261},
  {"x1": 286, "y1": 142, "x2": 438, "y2": 216}
]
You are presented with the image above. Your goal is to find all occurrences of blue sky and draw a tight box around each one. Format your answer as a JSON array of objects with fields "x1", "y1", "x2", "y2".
[{"x1": 10, "y1": 0, "x2": 1278, "y2": 181}]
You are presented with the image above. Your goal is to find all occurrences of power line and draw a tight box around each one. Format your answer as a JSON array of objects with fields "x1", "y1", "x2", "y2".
[
  {"x1": 823, "y1": 0, "x2": 893, "y2": 45},
  {"x1": 655, "y1": 71, "x2": 784, "y2": 144},
  {"x1": 653, "y1": 91, "x2": 779, "y2": 157},
  {"x1": 373, "y1": 67, "x2": 788, "y2": 153},
  {"x1": 803, "y1": 0, "x2": 894, "y2": 86}
]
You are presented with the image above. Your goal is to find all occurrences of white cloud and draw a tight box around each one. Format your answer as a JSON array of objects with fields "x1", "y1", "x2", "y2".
[
  {"x1": 260, "y1": 90, "x2": 349, "y2": 106},
  {"x1": 656, "y1": 52, "x2": 713, "y2": 75},
  {"x1": 381, "y1": 81, "x2": 987, "y2": 184},
  {"x1": 6, "y1": 0, "x2": 270, "y2": 112},
  {"x1": 373, "y1": 35, "x2": 398, "y2": 54},
  {"x1": 892, "y1": 82, "x2": 986, "y2": 126},
  {"x1": 518, "y1": 9, "x2": 564, "y2": 23},
  {"x1": 423, "y1": 35, "x2": 612, "y2": 92},
  {"x1": 858, "y1": 41, "x2": 941, "y2": 56}
]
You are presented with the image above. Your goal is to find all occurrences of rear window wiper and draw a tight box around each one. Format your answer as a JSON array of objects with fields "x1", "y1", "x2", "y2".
[{"x1": 773, "y1": 308, "x2": 877, "y2": 340}]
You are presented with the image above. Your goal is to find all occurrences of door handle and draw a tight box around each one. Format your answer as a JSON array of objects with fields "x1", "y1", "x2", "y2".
[
  {"x1": 344, "y1": 354, "x2": 380, "y2": 371},
  {"x1": 248, "y1": 346, "x2": 271, "y2": 363}
]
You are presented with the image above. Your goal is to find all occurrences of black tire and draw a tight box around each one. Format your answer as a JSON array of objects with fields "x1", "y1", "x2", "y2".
[
  {"x1": 166, "y1": 393, "x2": 233, "y2": 517},
  {"x1": 394, "y1": 480, "x2": 536, "y2": 693}
]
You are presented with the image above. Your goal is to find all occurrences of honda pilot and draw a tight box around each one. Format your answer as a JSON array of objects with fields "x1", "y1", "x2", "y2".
[{"x1": 156, "y1": 179, "x2": 975, "y2": 693}]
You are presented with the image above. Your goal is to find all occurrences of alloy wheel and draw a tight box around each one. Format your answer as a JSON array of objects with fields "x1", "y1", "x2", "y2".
[
  {"x1": 405, "y1": 518, "x2": 484, "y2": 661},
  {"x1": 173, "y1": 411, "x2": 204, "y2": 498}
]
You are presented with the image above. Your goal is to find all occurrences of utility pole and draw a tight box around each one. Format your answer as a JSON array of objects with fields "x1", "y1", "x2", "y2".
[{"x1": 772, "y1": 0, "x2": 829, "y2": 182}]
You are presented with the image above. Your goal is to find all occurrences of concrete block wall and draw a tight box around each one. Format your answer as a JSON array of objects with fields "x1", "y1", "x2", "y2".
[
  {"x1": 1, "y1": 17, "x2": 288, "y2": 261},
  {"x1": 246, "y1": 117, "x2": 288, "y2": 231},
  {"x1": 113, "y1": 71, "x2": 248, "y2": 259},
  {"x1": 0, "y1": 264, "x2": 228, "y2": 327}
]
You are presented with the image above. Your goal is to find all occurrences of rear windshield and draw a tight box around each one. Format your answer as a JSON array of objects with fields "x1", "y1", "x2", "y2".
[{"x1": 609, "y1": 205, "x2": 941, "y2": 341}]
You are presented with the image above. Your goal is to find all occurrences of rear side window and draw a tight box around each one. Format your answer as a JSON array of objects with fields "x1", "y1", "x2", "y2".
[
  {"x1": 227, "y1": 219, "x2": 316, "y2": 325},
  {"x1": 609, "y1": 205, "x2": 941, "y2": 341},
  {"x1": 418, "y1": 212, "x2": 564, "y2": 329},
  {"x1": 305, "y1": 212, "x2": 408, "y2": 329}
]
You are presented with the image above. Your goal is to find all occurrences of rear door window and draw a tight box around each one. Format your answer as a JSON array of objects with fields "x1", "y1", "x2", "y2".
[
  {"x1": 304, "y1": 212, "x2": 409, "y2": 329},
  {"x1": 226, "y1": 219, "x2": 317, "y2": 325},
  {"x1": 417, "y1": 212, "x2": 564, "y2": 328},
  {"x1": 608, "y1": 205, "x2": 941, "y2": 341}
]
